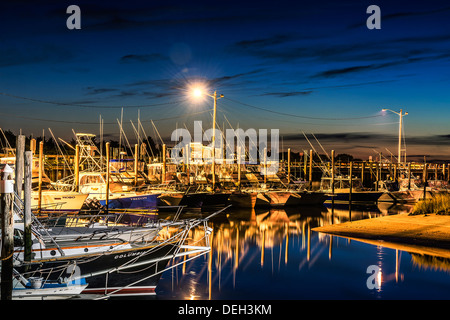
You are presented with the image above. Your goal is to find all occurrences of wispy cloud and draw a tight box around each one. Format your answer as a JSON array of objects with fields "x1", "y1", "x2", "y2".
[
  {"x1": 0, "y1": 44, "x2": 74, "y2": 68},
  {"x1": 260, "y1": 91, "x2": 313, "y2": 98},
  {"x1": 85, "y1": 87, "x2": 119, "y2": 95},
  {"x1": 119, "y1": 53, "x2": 168, "y2": 63}
]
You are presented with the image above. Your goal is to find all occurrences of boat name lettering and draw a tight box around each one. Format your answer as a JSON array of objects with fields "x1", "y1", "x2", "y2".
[
  {"x1": 114, "y1": 251, "x2": 144, "y2": 259},
  {"x1": 131, "y1": 197, "x2": 149, "y2": 201}
]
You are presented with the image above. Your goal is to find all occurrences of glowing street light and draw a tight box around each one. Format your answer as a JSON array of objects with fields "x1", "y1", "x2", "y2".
[
  {"x1": 192, "y1": 88, "x2": 203, "y2": 98},
  {"x1": 382, "y1": 108, "x2": 408, "y2": 163},
  {"x1": 190, "y1": 85, "x2": 224, "y2": 188}
]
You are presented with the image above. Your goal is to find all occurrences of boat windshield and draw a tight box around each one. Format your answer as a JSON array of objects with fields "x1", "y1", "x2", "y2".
[{"x1": 79, "y1": 174, "x2": 105, "y2": 185}]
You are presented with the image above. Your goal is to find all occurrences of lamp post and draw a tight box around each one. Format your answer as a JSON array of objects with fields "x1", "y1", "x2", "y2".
[
  {"x1": 382, "y1": 108, "x2": 408, "y2": 164},
  {"x1": 192, "y1": 87, "x2": 223, "y2": 189}
]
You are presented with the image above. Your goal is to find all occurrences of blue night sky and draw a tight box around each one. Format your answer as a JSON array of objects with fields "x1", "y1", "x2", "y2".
[{"x1": 1, "y1": 0, "x2": 450, "y2": 160}]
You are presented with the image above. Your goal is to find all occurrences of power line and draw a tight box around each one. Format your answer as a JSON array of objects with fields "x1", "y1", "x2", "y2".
[
  {"x1": 0, "y1": 91, "x2": 187, "y2": 109},
  {"x1": 0, "y1": 108, "x2": 214, "y2": 125},
  {"x1": 223, "y1": 97, "x2": 383, "y2": 120}
]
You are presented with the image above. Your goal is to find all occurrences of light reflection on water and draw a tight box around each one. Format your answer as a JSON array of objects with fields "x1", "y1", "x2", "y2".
[{"x1": 155, "y1": 203, "x2": 450, "y2": 300}]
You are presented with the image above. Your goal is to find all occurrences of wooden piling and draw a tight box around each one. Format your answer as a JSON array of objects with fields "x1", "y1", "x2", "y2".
[
  {"x1": 185, "y1": 144, "x2": 190, "y2": 185},
  {"x1": 14, "y1": 135, "x2": 25, "y2": 201},
  {"x1": 38, "y1": 141, "x2": 43, "y2": 213},
  {"x1": 237, "y1": 146, "x2": 241, "y2": 187},
  {"x1": 349, "y1": 161, "x2": 353, "y2": 204},
  {"x1": 375, "y1": 161, "x2": 379, "y2": 191},
  {"x1": 264, "y1": 147, "x2": 267, "y2": 184},
  {"x1": 74, "y1": 145, "x2": 80, "y2": 192},
  {"x1": 361, "y1": 161, "x2": 365, "y2": 186},
  {"x1": 105, "y1": 142, "x2": 110, "y2": 210},
  {"x1": 1, "y1": 164, "x2": 14, "y2": 300},
  {"x1": 134, "y1": 143, "x2": 139, "y2": 186},
  {"x1": 331, "y1": 150, "x2": 335, "y2": 195},
  {"x1": 287, "y1": 148, "x2": 291, "y2": 184},
  {"x1": 303, "y1": 152, "x2": 307, "y2": 180},
  {"x1": 24, "y1": 151, "x2": 33, "y2": 264},
  {"x1": 309, "y1": 149, "x2": 313, "y2": 182},
  {"x1": 30, "y1": 138, "x2": 36, "y2": 155},
  {"x1": 408, "y1": 162, "x2": 412, "y2": 190},
  {"x1": 162, "y1": 144, "x2": 166, "y2": 184},
  {"x1": 423, "y1": 158, "x2": 427, "y2": 201}
]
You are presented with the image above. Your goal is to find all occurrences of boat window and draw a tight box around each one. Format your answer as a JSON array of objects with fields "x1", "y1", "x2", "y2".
[{"x1": 80, "y1": 174, "x2": 105, "y2": 185}]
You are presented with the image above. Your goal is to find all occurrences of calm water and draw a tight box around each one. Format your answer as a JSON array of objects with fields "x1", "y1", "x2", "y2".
[{"x1": 154, "y1": 203, "x2": 450, "y2": 300}]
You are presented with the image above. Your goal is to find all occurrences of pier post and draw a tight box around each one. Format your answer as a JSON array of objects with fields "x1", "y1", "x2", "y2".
[
  {"x1": 30, "y1": 138, "x2": 36, "y2": 155},
  {"x1": 1, "y1": 164, "x2": 14, "y2": 300},
  {"x1": 38, "y1": 141, "x2": 43, "y2": 213},
  {"x1": 309, "y1": 149, "x2": 313, "y2": 183},
  {"x1": 303, "y1": 152, "x2": 307, "y2": 180},
  {"x1": 237, "y1": 146, "x2": 241, "y2": 187},
  {"x1": 264, "y1": 147, "x2": 267, "y2": 184},
  {"x1": 287, "y1": 148, "x2": 291, "y2": 184},
  {"x1": 185, "y1": 144, "x2": 190, "y2": 185},
  {"x1": 134, "y1": 143, "x2": 139, "y2": 186},
  {"x1": 408, "y1": 162, "x2": 411, "y2": 190},
  {"x1": 423, "y1": 158, "x2": 427, "y2": 201},
  {"x1": 331, "y1": 150, "x2": 335, "y2": 195},
  {"x1": 361, "y1": 161, "x2": 365, "y2": 186},
  {"x1": 24, "y1": 151, "x2": 33, "y2": 265},
  {"x1": 105, "y1": 142, "x2": 110, "y2": 211},
  {"x1": 375, "y1": 161, "x2": 379, "y2": 191},
  {"x1": 14, "y1": 135, "x2": 25, "y2": 202},
  {"x1": 74, "y1": 145, "x2": 80, "y2": 192},
  {"x1": 162, "y1": 144, "x2": 166, "y2": 184},
  {"x1": 349, "y1": 161, "x2": 353, "y2": 204}
]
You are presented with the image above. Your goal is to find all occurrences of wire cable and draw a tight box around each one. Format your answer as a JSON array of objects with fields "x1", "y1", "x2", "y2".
[{"x1": 223, "y1": 97, "x2": 383, "y2": 120}]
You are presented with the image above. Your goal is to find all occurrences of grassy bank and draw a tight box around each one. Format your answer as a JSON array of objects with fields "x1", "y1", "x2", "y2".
[{"x1": 411, "y1": 194, "x2": 450, "y2": 215}]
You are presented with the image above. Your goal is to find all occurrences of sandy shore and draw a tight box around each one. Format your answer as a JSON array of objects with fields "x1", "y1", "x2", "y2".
[{"x1": 313, "y1": 213, "x2": 450, "y2": 258}]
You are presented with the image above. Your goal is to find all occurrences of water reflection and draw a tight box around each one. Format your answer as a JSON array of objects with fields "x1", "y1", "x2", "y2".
[{"x1": 156, "y1": 203, "x2": 450, "y2": 300}]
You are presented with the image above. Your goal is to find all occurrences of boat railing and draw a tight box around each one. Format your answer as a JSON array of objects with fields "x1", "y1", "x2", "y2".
[{"x1": 12, "y1": 191, "x2": 65, "y2": 257}]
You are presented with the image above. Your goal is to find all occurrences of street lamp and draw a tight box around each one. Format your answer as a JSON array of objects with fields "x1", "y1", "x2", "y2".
[
  {"x1": 190, "y1": 86, "x2": 224, "y2": 189},
  {"x1": 382, "y1": 108, "x2": 408, "y2": 163}
]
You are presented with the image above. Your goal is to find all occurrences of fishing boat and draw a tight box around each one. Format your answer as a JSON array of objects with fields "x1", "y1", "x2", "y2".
[
  {"x1": 31, "y1": 191, "x2": 89, "y2": 213},
  {"x1": 377, "y1": 180, "x2": 417, "y2": 203},
  {"x1": 77, "y1": 171, "x2": 162, "y2": 210}
]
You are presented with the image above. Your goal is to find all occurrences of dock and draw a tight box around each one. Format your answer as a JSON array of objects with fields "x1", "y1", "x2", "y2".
[{"x1": 313, "y1": 213, "x2": 450, "y2": 258}]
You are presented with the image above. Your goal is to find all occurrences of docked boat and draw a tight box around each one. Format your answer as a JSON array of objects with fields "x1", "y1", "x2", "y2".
[
  {"x1": 229, "y1": 191, "x2": 257, "y2": 208},
  {"x1": 76, "y1": 171, "x2": 162, "y2": 210},
  {"x1": 255, "y1": 189, "x2": 292, "y2": 207},
  {"x1": 291, "y1": 190, "x2": 329, "y2": 206},
  {"x1": 320, "y1": 176, "x2": 383, "y2": 204},
  {"x1": 10, "y1": 269, "x2": 89, "y2": 300},
  {"x1": 31, "y1": 190, "x2": 88, "y2": 213},
  {"x1": 178, "y1": 189, "x2": 231, "y2": 209},
  {"x1": 377, "y1": 180, "x2": 417, "y2": 203},
  {"x1": 10, "y1": 203, "x2": 220, "y2": 297}
]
